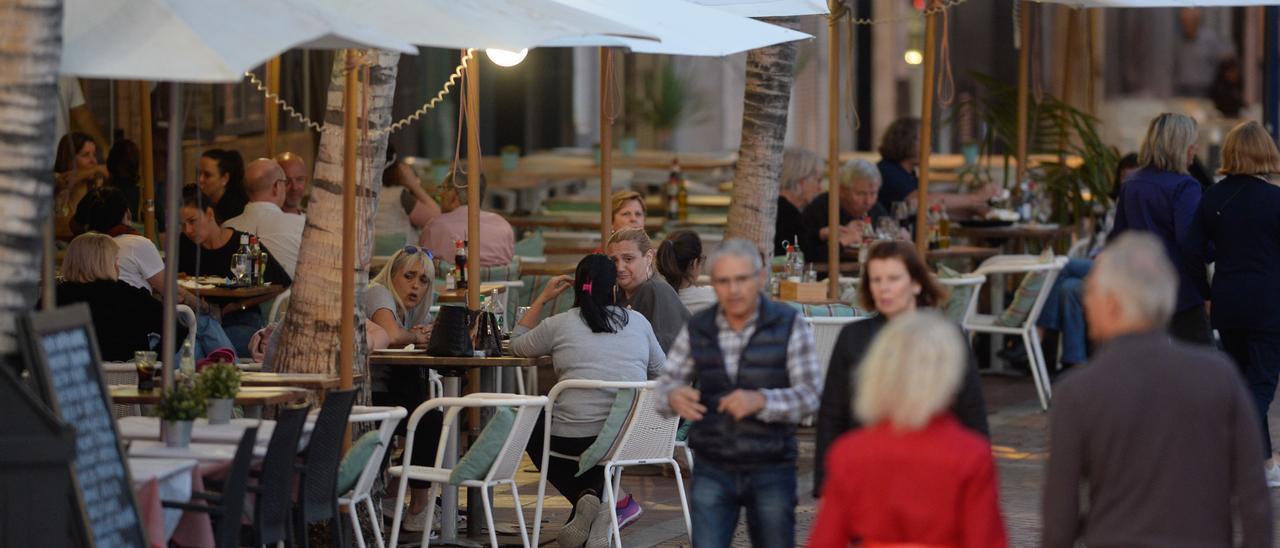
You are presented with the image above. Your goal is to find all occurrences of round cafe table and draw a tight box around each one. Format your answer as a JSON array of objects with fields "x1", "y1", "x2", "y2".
[{"x1": 109, "y1": 386, "x2": 307, "y2": 407}]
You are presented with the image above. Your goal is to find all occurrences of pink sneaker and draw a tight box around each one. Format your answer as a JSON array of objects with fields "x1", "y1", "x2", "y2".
[{"x1": 615, "y1": 494, "x2": 643, "y2": 529}]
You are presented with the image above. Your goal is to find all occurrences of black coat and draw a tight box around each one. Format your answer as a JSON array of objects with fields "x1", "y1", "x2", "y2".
[
  {"x1": 813, "y1": 313, "x2": 990, "y2": 497},
  {"x1": 56, "y1": 279, "x2": 186, "y2": 362}
]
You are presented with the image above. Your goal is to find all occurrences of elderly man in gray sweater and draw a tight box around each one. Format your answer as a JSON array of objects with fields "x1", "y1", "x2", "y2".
[{"x1": 1042, "y1": 232, "x2": 1272, "y2": 548}]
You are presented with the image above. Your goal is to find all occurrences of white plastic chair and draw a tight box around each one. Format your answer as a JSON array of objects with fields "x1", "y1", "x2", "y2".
[
  {"x1": 267, "y1": 288, "x2": 291, "y2": 324},
  {"x1": 387, "y1": 394, "x2": 548, "y2": 548},
  {"x1": 806, "y1": 317, "x2": 868, "y2": 383},
  {"x1": 961, "y1": 255, "x2": 1068, "y2": 411},
  {"x1": 531, "y1": 380, "x2": 691, "y2": 548},
  {"x1": 176, "y1": 304, "x2": 197, "y2": 351},
  {"x1": 338, "y1": 405, "x2": 407, "y2": 548}
]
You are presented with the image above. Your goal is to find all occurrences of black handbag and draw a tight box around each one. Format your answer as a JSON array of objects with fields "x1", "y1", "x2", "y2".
[
  {"x1": 474, "y1": 310, "x2": 503, "y2": 357},
  {"x1": 425, "y1": 305, "x2": 475, "y2": 357}
]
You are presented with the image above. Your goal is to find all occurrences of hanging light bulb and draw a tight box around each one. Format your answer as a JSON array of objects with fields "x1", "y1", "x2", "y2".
[
  {"x1": 486, "y1": 48, "x2": 529, "y2": 67},
  {"x1": 904, "y1": 49, "x2": 923, "y2": 65}
]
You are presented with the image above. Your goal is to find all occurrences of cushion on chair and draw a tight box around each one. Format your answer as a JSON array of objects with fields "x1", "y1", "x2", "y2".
[
  {"x1": 337, "y1": 431, "x2": 382, "y2": 496},
  {"x1": 782, "y1": 302, "x2": 863, "y2": 317},
  {"x1": 449, "y1": 407, "x2": 516, "y2": 484},
  {"x1": 937, "y1": 265, "x2": 973, "y2": 324},
  {"x1": 514, "y1": 232, "x2": 546, "y2": 257},
  {"x1": 574, "y1": 388, "x2": 639, "y2": 476},
  {"x1": 996, "y1": 270, "x2": 1049, "y2": 327}
]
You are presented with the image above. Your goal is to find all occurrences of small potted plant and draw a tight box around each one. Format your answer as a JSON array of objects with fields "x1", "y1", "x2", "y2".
[
  {"x1": 196, "y1": 362, "x2": 241, "y2": 425},
  {"x1": 158, "y1": 380, "x2": 205, "y2": 448}
]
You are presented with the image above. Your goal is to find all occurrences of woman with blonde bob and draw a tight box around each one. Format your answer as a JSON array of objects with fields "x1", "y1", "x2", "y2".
[
  {"x1": 57, "y1": 233, "x2": 180, "y2": 361},
  {"x1": 1111, "y1": 112, "x2": 1210, "y2": 344},
  {"x1": 808, "y1": 311, "x2": 1007, "y2": 547},
  {"x1": 1184, "y1": 120, "x2": 1280, "y2": 486}
]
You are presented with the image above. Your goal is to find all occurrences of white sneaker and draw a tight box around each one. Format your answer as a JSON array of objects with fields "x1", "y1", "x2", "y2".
[
  {"x1": 402, "y1": 504, "x2": 441, "y2": 533},
  {"x1": 559, "y1": 494, "x2": 600, "y2": 548},
  {"x1": 1266, "y1": 462, "x2": 1280, "y2": 488},
  {"x1": 585, "y1": 498, "x2": 615, "y2": 548}
]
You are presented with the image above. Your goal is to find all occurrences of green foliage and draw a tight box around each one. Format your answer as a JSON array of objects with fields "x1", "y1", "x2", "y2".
[
  {"x1": 957, "y1": 73, "x2": 1119, "y2": 224},
  {"x1": 629, "y1": 60, "x2": 705, "y2": 134},
  {"x1": 158, "y1": 379, "x2": 206, "y2": 421},
  {"x1": 196, "y1": 362, "x2": 241, "y2": 400}
]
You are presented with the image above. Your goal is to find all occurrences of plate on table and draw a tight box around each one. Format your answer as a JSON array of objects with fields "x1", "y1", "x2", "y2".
[
  {"x1": 958, "y1": 219, "x2": 1014, "y2": 228},
  {"x1": 373, "y1": 346, "x2": 426, "y2": 354}
]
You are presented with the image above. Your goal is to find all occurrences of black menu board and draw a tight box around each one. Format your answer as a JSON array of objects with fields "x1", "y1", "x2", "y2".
[{"x1": 21, "y1": 304, "x2": 146, "y2": 548}]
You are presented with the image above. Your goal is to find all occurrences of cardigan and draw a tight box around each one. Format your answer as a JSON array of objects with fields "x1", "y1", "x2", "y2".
[
  {"x1": 1110, "y1": 166, "x2": 1204, "y2": 312},
  {"x1": 807, "y1": 414, "x2": 1007, "y2": 548},
  {"x1": 813, "y1": 314, "x2": 989, "y2": 496}
]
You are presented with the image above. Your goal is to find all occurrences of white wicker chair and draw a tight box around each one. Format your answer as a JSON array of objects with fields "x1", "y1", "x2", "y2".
[
  {"x1": 338, "y1": 405, "x2": 407, "y2": 548},
  {"x1": 530, "y1": 380, "x2": 690, "y2": 548},
  {"x1": 387, "y1": 394, "x2": 547, "y2": 548},
  {"x1": 961, "y1": 255, "x2": 1068, "y2": 411},
  {"x1": 806, "y1": 316, "x2": 868, "y2": 383}
]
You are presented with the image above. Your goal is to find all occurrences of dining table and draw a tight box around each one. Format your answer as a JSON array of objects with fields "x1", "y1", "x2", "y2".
[
  {"x1": 128, "y1": 457, "x2": 210, "y2": 548},
  {"x1": 110, "y1": 386, "x2": 308, "y2": 408},
  {"x1": 179, "y1": 278, "x2": 286, "y2": 300},
  {"x1": 436, "y1": 282, "x2": 508, "y2": 304},
  {"x1": 368, "y1": 351, "x2": 551, "y2": 543}
]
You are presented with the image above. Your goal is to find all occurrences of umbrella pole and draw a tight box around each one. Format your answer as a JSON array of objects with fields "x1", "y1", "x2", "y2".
[
  {"x1": 265, "y1": 57, "x2": 281, "y2": 157},
  {"x1": 1016, "y1": 1, "x2": 1031, "y2": 191},
  {"x1": 42, "y1": 218, "x2": 54, "y2": 311},
  {"x1": 914, "y1": 0, "x2": 940, "y2": 255},
  {"x1": 600, "y1": 48, "x2": 613, "y2": 245},
  {"x1": 827, "y1": 8, "x2": 840, "y2": 296},
  {"x1": 162, "y1": 83, "x2": 182, "y2": 390},
  {"x1": 139, "y1": 82, "x2": 156, "y2": 242},
  {"x1": 466, "y1": 51, "x2": 481, "y2": 311},
  {"x1": 340, "y1": 51, "x2": 358, "y2": 396}
]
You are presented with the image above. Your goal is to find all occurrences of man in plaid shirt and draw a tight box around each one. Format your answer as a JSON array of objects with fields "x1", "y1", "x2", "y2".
[{"x1": 656, "y1": 238, "x2": 822, "y2": 548}]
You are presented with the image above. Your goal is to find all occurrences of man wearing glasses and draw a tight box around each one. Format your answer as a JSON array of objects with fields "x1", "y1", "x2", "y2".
[
  {"x1": 656, "y1": 238, "x2": 822, "y2": 548},
  {"x1": 224, "y1": 158, "x2": 306, "y2": 278}
]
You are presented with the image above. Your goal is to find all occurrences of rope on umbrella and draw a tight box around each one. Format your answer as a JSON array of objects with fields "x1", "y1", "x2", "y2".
[
  {"x1": 935, "y1": 0, "x2": 956, "y2": 107},
  {"x1": 846, "y1": 0, "x2": 972, "y2": 26}
]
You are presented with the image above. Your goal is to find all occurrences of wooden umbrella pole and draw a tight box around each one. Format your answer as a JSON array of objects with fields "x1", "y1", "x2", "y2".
[
  {"x1": 600, "y1": 48, "x2": 613, "y2": 245},
  {"x1": 466, "y1": 51, "x2": 481, "y2": 311},
  {"x1": 1016, "y1": 1, "x2": 1031, "y2": 190},
  {"x1": 827, "y1": 6, "x2": 841, "y2": 297},
  {"x1": 915, "y1": 0, "x2": 941, "y2": 255},
  {"x1": 339, "y1": 51, "x2": 358, "y2": 394},
  {"x1": 138, "y1": 81, "x2": 156, "y2": 241},
  {"x1": 265, "y1": 57, "x2": 281, "y2": 157}
]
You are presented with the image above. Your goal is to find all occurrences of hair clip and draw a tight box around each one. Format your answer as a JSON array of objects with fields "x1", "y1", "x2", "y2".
[{"x1": 582, "y1": 282, "x2": 593, "y2": 295}]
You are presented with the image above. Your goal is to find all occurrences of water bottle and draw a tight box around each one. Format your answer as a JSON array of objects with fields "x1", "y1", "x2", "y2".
[
  {"x1": 179, "y1": 338, "x2": 196, "y2": 377},
  {"x1": 231, "y1": 235, "x2": 251, "y2": 286},
  {"x1": 785, "y1": 244, "x2": 804, "y2": 282}
]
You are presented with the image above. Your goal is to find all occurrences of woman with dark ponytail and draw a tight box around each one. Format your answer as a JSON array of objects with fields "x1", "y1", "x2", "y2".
[
  {"x1": 511, "y1": 254, "x2": 666, "y2": 543},
  {"x1": 656, "y1": 230, "x2": 717, "y2": 314}
]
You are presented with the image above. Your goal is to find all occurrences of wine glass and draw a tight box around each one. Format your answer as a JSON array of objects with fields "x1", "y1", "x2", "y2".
[
  {"x1": 230, "y1": 259, "x2": 247, "y2": 286},
  {"x1": 877, "y1": 217, "x2": 900, "y2": 240}
]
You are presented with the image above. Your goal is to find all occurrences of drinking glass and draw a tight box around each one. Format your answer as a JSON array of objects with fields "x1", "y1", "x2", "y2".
[
  {"x1": 134, "y1": 351, "x2": 158, "y2": 390},
  {"x1": 230, "y1": 259, "x2": 247, "y2": 286},
  {"x1": 877, "y1": 217, "x2": 899, "y2": 240}
]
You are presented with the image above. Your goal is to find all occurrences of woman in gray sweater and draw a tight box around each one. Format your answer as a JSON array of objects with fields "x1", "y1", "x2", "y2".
[
  {"x1": 511, "y1": 254, "x2": 665, "y2": 546},
  {"x1": 607, "y1": 227, "x2": 691, "y2": 352}
]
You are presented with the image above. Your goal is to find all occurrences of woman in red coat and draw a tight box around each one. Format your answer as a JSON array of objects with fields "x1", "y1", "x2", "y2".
[{"x1": 809, "y1": 311, "x2": 1007, "y2": 548}]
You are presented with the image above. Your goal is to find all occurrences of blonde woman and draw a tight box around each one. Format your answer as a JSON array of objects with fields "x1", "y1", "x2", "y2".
[
  {"x1": 56, "y1": 233, "x2": 180, "y2": 361},
  {"x1": 365, "y1": 245, "x2": 442, "y2": 532},
  {"x1": 1111, "y1": 112, "x2": 1209, "y2": 344},
  {"x1": 808, "y1": 311, "x2": 1007, "y2": 548},
  {"x1": 606, "y1": 227, "x2": 690, "y2": 352},
  {"x1": 611, "y1": 190, "x2": 647, "y2": 231},
  {"x1": 1185, "y1": 120, "x2": 1280, "y2": 485}
]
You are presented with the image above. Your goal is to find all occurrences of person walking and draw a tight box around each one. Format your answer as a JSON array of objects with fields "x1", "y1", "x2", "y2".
[
  {"x1": 1042, "y1": 232, "x2": 1272, "y2": 548},
  {"x1": 1185, "y1": 120, "x2": 1280, "y2": 486},
  {"x1": 656, "y1": 238, "x2": 822, "y2": 548},
  {"x1": 808, "y1": 311, "x2": 1006, "y2": 548},
  {"x1": 1109, "y1": 112, "x2": 1210, "y2": 344}
]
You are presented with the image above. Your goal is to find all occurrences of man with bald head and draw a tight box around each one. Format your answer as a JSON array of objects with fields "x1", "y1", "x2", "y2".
[
  {"x1": 224, "y1": 158, "x2": 306, "y2": 277},
  {"x1": 275, "y1": 151, "x2": 308, "y2": 214}
]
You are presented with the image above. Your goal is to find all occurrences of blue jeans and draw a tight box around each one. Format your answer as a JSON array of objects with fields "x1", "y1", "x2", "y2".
[
  {"x1": 1219, "y1": 329, "x2": 1280, "y2": 457},
  {"x1": 1037, "y1": 258, "x2": 1092, "y2": 365},
  {"x1": 690, "y1": 459, "x2": 797, "y2": 548},
  {"x1": 219, "y1": 309, "x2": 263, "y2": 358},
  {"x1": 194, "y1": 313, "x2": 235, "y2": 358}
]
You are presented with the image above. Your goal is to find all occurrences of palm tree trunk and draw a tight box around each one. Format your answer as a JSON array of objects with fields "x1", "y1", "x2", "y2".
[
  {"x1": 725, "y1": 16, "x2": 801, "y2": 261},
  {"x1": 268, "y1": 50, "x2": 399, "y2": 405},
  {"x1": 0, "y1": 0, "x2": 62, "y2": 366}
]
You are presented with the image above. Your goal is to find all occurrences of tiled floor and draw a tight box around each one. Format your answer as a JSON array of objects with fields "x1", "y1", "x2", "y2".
[{"x1": 392, "y1": 375, "x2": 1280, "y2": 547}]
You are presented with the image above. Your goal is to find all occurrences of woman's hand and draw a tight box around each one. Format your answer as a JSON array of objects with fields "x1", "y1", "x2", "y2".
[
  {"x1": 410, "y1": 324, "x2": 433, "y2": 345},
  {"x1": 535, "y1": 275, "x2": 573, "y2": 306}
]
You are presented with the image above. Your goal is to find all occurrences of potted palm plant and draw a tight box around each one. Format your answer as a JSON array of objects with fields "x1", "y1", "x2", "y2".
[
  {"x1": 629, "y1": 60, "x2": 704, "y2": 150},
  {"x1": 196, "y1": 362, "x2": 241, "y2": 425},
  {"x1": 158, "y1": 380, "x2": 205, "y2": 447}
]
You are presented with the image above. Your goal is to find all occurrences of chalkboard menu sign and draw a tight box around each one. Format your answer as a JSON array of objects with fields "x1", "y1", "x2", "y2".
[{"x1": 20, "y1": 304, "x2": 147, "y2": 548}]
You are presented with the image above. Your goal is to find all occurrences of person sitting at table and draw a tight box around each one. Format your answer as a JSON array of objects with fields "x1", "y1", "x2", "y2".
[
  {"x1": 224, "y1": 158, "x2": 306, "y2": 278},
  {"x1": 364, "y1": 245, "x2": 445, "y2": 533},
  {"x1": 53, "y1": 132, "x2": 108, "y2": 240},
  {"x1": 809, "y1": 310, "x2": 1007, "y2": 547},
  {"x1": 607, "y1": 228, "x2": 690, "y2": 353},
  {"x1": 612, "y1": 190, "x2": 647, "y2": 232},
  {"x1": 511, "y1": 254, "x2": 665, "y2": 545},
  {"x1": 56, "y1": 233, "x2": 185, "y2": 361},
  {"x1": 814, "y1": 240, "x2": 988, "y2": 497},
  {"x1": 274, "y1": 151, "x2": 310, "y2": 215},
  {"x1": 418, "y1": 170, "x2": 515, "y2": 267},
  {"x1": 775, "y1": 148, "x2": 824, "y2": 256},
  {"x1": 105, "y1": 135, "x2": 142, "y2": 222},
  {"x1": 657, "y1": 230, "x2": 717, "y2": 315},
  {"x1": 800, "y1": 158, "x2": 890, "y2": 265},
  {"x1": 875, "y1": 117, "x2": 997, "y2": 217},
  {"x1": 196, "y1": 148, "x2": 249, "y2": 224},
  {"x1": 375, "y1": 145, "x2": 438, "y2": 252},
  {"x1": 178, "y1": 185, "x2": 292, "y2": 356}
]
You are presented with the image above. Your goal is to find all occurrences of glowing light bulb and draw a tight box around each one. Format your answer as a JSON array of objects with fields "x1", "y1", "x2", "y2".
[
  {"x1": 904, "y1": 49, "x2": 923, "y2": 65},
  {"x1": 486, "y1": 48, "x2": 529, "y2": 67}
]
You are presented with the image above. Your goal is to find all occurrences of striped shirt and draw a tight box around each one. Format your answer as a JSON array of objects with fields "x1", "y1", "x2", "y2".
[{"x1": 656, "y1": 307, "x2": 822, "y2": 424}]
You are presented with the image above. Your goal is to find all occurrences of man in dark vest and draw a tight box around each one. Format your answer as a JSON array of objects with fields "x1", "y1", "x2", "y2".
[{"x1": 657, "y1": 238, "x2": 822, "y2": 547}]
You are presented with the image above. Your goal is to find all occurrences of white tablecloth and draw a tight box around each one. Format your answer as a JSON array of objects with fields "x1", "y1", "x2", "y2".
[{"x1": 129, "y1": 457, "x2": 197, "y2": 541}]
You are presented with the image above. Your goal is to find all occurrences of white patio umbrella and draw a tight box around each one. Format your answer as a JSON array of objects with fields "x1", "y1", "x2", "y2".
[
  {"x1": 60, "y1": 0, "x2": 415, "y2": 82},
  {"x1": 691, "y1": 0, "x2": 829, "y2": 16}
]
